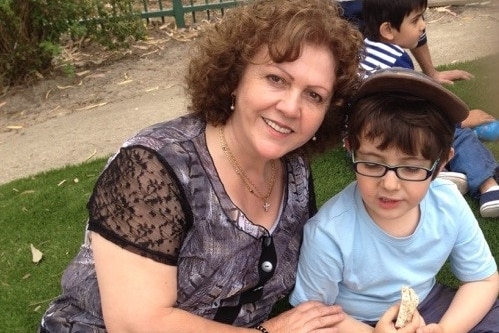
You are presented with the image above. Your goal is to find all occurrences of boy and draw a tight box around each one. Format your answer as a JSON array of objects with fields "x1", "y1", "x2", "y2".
[
  {"x1": 360, "y1": 0, "x2": 426, "y2": 72},
  {"x1": 335, "y1": 0, "x2": 473, "y2": 85},
  {"x1": 359, "y1": 0, "x2": 499, "y2": 218},
  {"x1": 289, "y1": 68, "x2": 499, "y2": 332}
]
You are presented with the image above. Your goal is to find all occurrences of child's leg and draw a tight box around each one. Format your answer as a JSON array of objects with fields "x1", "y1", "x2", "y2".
[
  {"x1": 418, "y1": 283, "x2": 499, "y2": 332},
  {"x1": 447, "y1": 127, "x2": 498, "y2": 199}
]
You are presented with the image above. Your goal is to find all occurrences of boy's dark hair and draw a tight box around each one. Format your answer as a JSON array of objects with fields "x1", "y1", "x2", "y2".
[
  {"x1": 347, "y1": 94, "x2": 454, "y2": 178},
  {"x1": 362, "y1": 0, "x2": 428, "y2": 40}
]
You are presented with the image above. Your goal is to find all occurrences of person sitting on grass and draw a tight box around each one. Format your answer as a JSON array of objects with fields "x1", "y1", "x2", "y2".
[
  {"x1": 290, "y1": 68, "x2": 499, "y2": 333},
  {"x1": 38, "y1": 0, "x2": 367, "y2": 332},
  {"x1": 336, "y1": 0, "x2": 499, "y2": 143},
  {"x1": 359, "y1": 0, "x2": 499, "y2": 218},
  {"x1": 335, "y1": 0, "x2": 473, "y2": 85}
]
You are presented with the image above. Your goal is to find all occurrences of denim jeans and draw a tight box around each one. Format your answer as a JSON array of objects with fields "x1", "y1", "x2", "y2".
[
  {"x1": 418, "y1": 283, "x2": 499, "y2": 332},
  {"x1": 447, "y1": 126, "x2": 498, "y2": 199}
]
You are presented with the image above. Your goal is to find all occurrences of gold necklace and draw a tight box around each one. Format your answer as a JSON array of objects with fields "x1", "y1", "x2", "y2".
[{"x1": 219, "y1": 126, "x2": 277, "y2": 212}]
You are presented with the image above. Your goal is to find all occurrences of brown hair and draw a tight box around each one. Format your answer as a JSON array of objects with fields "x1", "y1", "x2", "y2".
[
  {"x1": 362, "y1": 0, "x2": 428, "y2": 40},
  {"x1": 347, "y1": 94, "x2": 455, "y2": 178},
  {"x1": 185, "y1": 0, "x2": 363, "y2": 157}
]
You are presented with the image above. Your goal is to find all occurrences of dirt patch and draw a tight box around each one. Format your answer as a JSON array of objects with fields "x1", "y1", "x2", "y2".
[
  {"x1": 0, "y1": 25, "x2": 198, "y2": 131},
  {"x1": 0, "y1": 2, "x2": 498, "y2": 184}
]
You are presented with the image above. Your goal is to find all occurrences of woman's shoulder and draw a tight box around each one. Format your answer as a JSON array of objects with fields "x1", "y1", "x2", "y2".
[
  {"x1": 101, "y1": 115, "x2": 207, "y2": 182},
  {"x1": 123, "y1": 114, "x2": 205, "y2": 151}
]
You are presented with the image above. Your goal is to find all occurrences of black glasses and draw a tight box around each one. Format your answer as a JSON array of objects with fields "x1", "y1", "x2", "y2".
[{"x1": 351, "y1": 151, "x2": 440, "y2": 182}]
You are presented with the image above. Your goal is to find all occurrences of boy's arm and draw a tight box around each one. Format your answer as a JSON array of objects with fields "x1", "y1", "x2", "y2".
[
  {"x1": 335, "y1": 305, "x2": 424, "y2": 333},
  {"x1": 410, "y1": 43, "x2": 473, "y2": 85},
  {"x1": 418, "y1": 272, "x2": 499, "y2": 333},
  {"x1": 335, "y1": 314, "x2": 375, "y2": 333}
]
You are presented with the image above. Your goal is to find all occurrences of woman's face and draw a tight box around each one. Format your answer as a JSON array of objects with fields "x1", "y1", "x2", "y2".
[{"x1": 228, "y1": 43, "x2": 336, "y2": 160}]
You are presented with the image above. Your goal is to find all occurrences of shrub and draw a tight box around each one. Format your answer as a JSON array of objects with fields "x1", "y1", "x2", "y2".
[{"x1": 0, "y1": 0, "x2": 146, "y2": 90}]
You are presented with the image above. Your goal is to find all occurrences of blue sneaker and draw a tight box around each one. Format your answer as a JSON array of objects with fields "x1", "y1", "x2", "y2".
[
  {"x1": 480, "y1": 189, "x2": 499, "y2": 218},
  {"x1": 473, "y1": 120, "x2": 499, "y2": 142}
]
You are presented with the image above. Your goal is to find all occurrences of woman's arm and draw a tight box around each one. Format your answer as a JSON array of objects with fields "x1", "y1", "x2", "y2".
[{"x1": 93, "y1": 232, "x2": 250, "y2": 333}]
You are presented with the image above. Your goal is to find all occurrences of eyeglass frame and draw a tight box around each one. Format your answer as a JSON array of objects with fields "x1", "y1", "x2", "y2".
[{"x1": 351, "y1": 151, "x2": 440, "y2": 182}]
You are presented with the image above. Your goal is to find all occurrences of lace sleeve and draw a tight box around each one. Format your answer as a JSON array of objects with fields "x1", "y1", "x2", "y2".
[{"x1": 87, "y1": 145, "x2": 191, "y2": 265}]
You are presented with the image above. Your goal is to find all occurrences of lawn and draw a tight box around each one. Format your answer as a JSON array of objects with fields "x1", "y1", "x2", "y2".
[{"x1": 0, "y1": 55, "x2": 498, "y2": 332}]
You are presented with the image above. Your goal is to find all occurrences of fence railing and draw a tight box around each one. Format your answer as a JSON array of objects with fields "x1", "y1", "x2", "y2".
[
  {"x1": 101, "y1": 0, "x2": 475, "y2": 29},
  {"x1": 140, "y1": 0, "x2": 240, "y2": 28}
]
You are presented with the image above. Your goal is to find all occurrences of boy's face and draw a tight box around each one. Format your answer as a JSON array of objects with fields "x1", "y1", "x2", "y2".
[
  {"x1": 353, "y1": 136, "x2": 435, "y2": 231},
  {"x1": 392, "y1": 8, "x2": 426, "y2": 49}
]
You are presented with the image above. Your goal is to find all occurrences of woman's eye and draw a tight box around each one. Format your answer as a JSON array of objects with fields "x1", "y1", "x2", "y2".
[
  {"x1": 308, "y1": 91, "x2": 323, "y2": 103},
  {"x1": 267, "y1": 74, "x2": 283, "y2": 84}
]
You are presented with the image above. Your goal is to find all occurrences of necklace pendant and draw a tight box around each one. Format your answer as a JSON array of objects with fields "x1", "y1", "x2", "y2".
[{"x1": 263, "y1": 201, "x2": 270, "y2": 212}]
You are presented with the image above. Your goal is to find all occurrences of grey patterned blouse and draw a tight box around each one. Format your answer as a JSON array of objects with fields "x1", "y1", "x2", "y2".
[{"x1": 40, "y1": 115, "x2": 316, "y2": 332}]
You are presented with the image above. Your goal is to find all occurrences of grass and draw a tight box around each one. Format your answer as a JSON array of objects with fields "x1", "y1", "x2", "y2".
[
  {"x1": 0, "y1": 159, "x2": 105, "y2": 332},
  {"x1": 1, "y1": 55, "x2": 498, "y2": 331}
]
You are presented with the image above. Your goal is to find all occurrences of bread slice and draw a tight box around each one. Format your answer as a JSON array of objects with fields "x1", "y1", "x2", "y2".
[{"x1": 395, "y1": 286, "x2": 419, "y2": 328}]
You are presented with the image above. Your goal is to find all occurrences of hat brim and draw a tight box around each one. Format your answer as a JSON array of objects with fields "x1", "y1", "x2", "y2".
[{"x1": 354, "y1": 68, "x2": 469, "y2": 124}]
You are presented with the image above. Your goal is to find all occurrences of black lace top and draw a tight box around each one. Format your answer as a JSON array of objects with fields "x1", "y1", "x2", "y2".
[{"x1": 88, "y1": 146, "x2": 191, "y2": 266}]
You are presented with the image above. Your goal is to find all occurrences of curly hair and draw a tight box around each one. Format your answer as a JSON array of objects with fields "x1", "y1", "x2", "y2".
[{"x1": 185, "y1": 0, "x2": 363, "y2": 157}]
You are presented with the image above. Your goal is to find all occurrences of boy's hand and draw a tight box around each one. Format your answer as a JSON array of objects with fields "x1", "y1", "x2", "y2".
[
  {"x1": 374, "y1": 304, "x2": 425, "y2": 333},
  {"x1": 430, "y1": 69, "x2": 474, "y2": 85},
  {"x1": 416, "y1": 323, "x2": 444, "y2": 333},
  {"x1": 461, "y1": 109, "x2": 495, "y2": 128}
]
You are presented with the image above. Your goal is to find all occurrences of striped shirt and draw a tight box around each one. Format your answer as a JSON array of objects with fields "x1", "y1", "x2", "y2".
[{"x1": 361, "y1": 38, "x2": 414, "y2": 74}]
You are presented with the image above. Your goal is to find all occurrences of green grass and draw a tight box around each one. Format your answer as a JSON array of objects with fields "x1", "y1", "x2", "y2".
[
  {"x1": 0, "y1": 159, "x2": 106, "y2": 332},
  {"x1": 440, "y1": 54, "x2": 499, "y2": 157},
  {"x1": 1, "y1": 55, "x2": 498, "y2": 331}
]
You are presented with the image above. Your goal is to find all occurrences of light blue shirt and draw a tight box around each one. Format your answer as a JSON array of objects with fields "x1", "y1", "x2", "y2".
[{"x1": 290, "y1": 178, "x2": 497, "y2": 321}]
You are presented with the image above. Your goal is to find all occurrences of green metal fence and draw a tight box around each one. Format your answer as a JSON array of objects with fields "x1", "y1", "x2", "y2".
[{"x1": 140, "y1": 0, "x2": 240, "y2": 28}]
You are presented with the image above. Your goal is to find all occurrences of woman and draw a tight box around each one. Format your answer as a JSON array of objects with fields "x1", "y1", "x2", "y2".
[{"x1": 39, "y1": 0, "x2": 363, "y2": 332}]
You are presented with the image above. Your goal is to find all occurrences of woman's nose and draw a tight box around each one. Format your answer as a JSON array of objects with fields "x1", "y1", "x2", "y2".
[{"x1": 276, "y1": 91, "x2": 301, "y2": 117}]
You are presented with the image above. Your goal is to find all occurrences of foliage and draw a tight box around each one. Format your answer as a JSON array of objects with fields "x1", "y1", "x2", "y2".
[{"x1": 0, "y1": 0, "x2": 146, "y2": 90}]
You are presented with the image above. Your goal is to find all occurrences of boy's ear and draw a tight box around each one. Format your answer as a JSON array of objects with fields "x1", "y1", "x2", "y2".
[
  {"x1": 379, "y1": 22, "x2": 395, "y2": 41},
  {"x1": 343, "y1": 137, "x2": 351, "y2": 152},
  {"x1": 437, "y1": 148, "x2": 455, "y2": 174}
]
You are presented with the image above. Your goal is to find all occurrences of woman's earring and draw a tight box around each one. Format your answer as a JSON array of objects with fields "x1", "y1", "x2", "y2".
[
  {"x1": 312, "y1": 135, "x2": 317, "y2": 141},
  {"x1": 230, "y1": 94, "x2": 235, "y2": 111}
]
